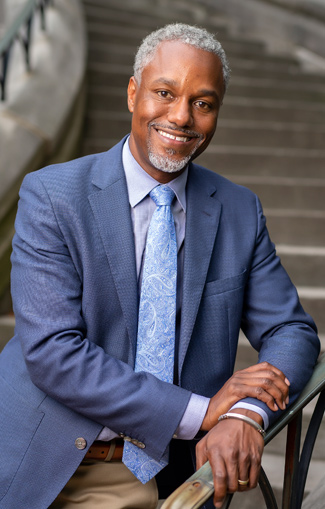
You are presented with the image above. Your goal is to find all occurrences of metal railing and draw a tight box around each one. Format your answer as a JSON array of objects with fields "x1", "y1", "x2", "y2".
[
  {"x1": 162, "y1": 352, "x2": 325, "y2": 509},
  {"x1": 0, "y1": 0, "x2": 53, "y2": 101}
]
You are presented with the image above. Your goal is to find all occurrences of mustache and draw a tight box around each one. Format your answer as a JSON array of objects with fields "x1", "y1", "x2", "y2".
[{"x1": 149, "y1": 122, "x2": 203, "y2": 140}]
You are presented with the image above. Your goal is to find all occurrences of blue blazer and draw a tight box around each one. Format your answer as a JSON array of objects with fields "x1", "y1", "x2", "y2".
[{"x1": 0, "y1": 138, "x2": 320, "y2": 508}]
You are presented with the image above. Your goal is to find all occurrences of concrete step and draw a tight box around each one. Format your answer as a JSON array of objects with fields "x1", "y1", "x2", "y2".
[
  {"x1": 228, "y1": 175, "x2": 325, "y2": 211},
  {"x1": 222, "y1": 96, "x2": 325, "y2": 124},
  {"x1": 83, "y1": 3, "x2": 229, "y2": 33},
  {"x1": 230, "y1": 63, "x2": 325, "y2": 84},
  {"x1": 216, "y1": 119, "x2": 325, "y2": 150},
  {"x1": 277, "y1": 245, "x2": 325, "y2": 288},
  {"x1": 86, "y1": 22, "x2": 156, "y2": 46},
  {"x1": 83, "y1": 0, "x2": 221, "y2": 24},
  {"x1": 299, "y1": 288, "x2": 325, "y2": 336},
  {"x1": 228, "y1": 78, "x2": 325, "y2": 102},
  {"x1": 229, "y1": 53, "x2": 300, "y2": 71},
  {"x1": 266, "y1": 209, "x2": 325, "y2": 246},
  {"x1": 197, "y1": 146, "x2": 325, "y2": 179},
  {"x1": 302, "y1": 476, "x2": 325, "y2": 509}
]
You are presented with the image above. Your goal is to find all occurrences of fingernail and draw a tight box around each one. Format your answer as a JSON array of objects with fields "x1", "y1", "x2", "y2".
[
  {"x1": 285, "y1": 377, "x2": 290, "y2": 386},
  {"x1": 274, "y1": 403, "x2": 279, "y2": 410}
]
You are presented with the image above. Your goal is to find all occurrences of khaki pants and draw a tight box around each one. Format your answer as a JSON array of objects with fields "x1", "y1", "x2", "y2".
[{"x1": 51, "y1": 461, "x2": 159, "y2": 509}]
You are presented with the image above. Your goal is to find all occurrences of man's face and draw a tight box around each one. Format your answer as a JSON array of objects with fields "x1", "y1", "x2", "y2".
[{"x1": 127, "y1": 41, "x2": 225, "y2": 183}]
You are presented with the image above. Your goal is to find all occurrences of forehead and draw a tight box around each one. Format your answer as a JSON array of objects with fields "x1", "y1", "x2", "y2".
[{"x1": 141, "y1": 40, "x2": 224, "y2": 93}]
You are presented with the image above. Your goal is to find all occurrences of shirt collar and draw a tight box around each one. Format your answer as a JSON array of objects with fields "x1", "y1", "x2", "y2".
[{"x1": 122, "y1": 137, "x2": 187, "y2": 212}]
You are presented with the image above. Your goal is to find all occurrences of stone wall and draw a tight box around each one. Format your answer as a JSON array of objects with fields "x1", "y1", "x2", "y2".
[{"x1": 0, "y1": 0, "x2": 87, "y2": 312}]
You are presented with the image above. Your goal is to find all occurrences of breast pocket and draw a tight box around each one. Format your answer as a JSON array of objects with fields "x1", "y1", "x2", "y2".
[
  {"x1": 203, "y1": 269, "x2": 247, "y2": 298},
  {"x1": 0, "y1": 375, "x2": 44, "y2": 501}
]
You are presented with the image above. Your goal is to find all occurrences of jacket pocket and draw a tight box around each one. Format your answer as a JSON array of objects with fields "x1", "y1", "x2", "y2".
[
  {"x1": 203, "y1": 269, "x2": 247, "y2": 297},
  {"x1": 0, "y1": 375, "x2": 44, "y2": 500}
]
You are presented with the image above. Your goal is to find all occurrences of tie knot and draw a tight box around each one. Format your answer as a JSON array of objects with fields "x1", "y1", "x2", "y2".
[{"x1": 150, "y1": 185, "x2": 175, "y2": 207}]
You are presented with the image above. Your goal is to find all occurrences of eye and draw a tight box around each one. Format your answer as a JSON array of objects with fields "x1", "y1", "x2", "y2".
[
  {"x1": 194, "y1": 100, "x2": 212, "y2": 111},
  {"x1": 157, "y1": 90, "x2": 173, "y2": 99}
]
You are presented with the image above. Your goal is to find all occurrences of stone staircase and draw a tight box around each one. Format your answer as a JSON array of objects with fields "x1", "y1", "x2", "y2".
[
  {"x1": 1, "y1": 0, "x2": 324, "y2": 505},
  {"x1": 79, "y1": 0, "x2": 325, "y2": 505}
]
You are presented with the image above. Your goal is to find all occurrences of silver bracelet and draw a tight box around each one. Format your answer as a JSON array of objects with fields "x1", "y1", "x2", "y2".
[{"x1": 218, "y1": 412, "x2": 266, "y2": 438}]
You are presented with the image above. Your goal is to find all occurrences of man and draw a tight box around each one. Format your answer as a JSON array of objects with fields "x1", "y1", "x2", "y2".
[{"x1": 0, "y1": 23, "x2": 320, "y2": 509}]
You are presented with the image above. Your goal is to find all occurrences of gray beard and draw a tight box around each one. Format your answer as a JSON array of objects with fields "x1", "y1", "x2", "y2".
[
  {"x1": 148, "y1": 149, "x2": 193, "y2": 174},
  {"x1": 147, "y1": 136, "x2": 203, "y2": 174}
]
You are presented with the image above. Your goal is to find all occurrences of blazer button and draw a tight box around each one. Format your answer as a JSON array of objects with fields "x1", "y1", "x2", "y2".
[
  {"x1": 75, "y1": 437, "x2": 87, "y2": 450},
  {"x1": 138, "y1": 442, "x2": 146, "y2": 449},
  {"x1": 124, "y1": 436, "x2": 132, "y2": 442}
]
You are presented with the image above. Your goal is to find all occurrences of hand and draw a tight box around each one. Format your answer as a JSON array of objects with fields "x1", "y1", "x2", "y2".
[
  {"x1": 201, "y1": 362, "x2": 290, "y2": 431},
  {"x1": 196, "y1": 409, "x2": 264, "y2": 508}
]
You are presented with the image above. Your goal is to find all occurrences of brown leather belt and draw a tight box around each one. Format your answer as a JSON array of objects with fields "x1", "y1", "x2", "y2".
[{"x1": 83, "y1": 439, "x2": 124, "y2": 462}]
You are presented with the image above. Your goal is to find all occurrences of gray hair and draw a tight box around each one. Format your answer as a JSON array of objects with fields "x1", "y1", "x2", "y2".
[{"x1": 133, "y1": 23, "x2": 230, "y2": 90}]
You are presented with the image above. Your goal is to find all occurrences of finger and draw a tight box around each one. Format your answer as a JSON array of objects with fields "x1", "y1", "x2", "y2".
[
  {"x1": 211, "y1": 457, "x2": 229, "y2": 508},
  {"x1": 251, "y1": 379, "x2": 286, "y2": 410},
  {"x1": 233, "y1": 370, "x2": 290, "y2": 410},
  {"x1": 251, "y1": 372, "x2": 289, "y2": 410},
  {"x1": 239, "y1": 362, "x2": 291, "y2": 389},
  {"x1": 237, "y1": 463, "x2": 250, "y2": 491},
  {"x1": 228, "y1": 380, "x2": 285, "y2": 411},
  {"x1": 195, "y1": 440, "x2": 207, "y2": 471},
  {"x1": 242, "y1": 361, "x2": 287, "y2": 380},
  {"x1": 247, "y1": 448, "x2": 262, "y2": 490}
]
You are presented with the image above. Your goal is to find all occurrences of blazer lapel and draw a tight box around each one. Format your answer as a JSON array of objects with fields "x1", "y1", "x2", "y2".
[
  {"x1": 178, "y1": 164, "x2": 222, "y2": 376},
  {"x1": 88, "y1": 141, "x2": 138, "y2": 362}
]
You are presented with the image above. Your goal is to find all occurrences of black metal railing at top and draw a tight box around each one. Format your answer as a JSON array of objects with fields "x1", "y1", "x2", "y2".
[{"x1": 0, "y1": 0, "x2": 54, "y2": 101}]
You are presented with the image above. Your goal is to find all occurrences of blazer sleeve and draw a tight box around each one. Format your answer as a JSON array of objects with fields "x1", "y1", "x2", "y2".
[
  {"x1": 10, "y1": 171, "x2": 191, "y2": 462},
  {"x1": 240, "y1": 195, "x2": 320, "y2": 425}
]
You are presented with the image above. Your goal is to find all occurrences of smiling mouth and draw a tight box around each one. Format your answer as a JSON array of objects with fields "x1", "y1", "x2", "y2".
[{"x1": 157, "y1": 129, "x2": 192, "y2": 143}]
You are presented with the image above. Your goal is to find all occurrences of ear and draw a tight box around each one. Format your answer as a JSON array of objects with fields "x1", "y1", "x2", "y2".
[{"x1": 127, "y1": 76, "x2": 138, "y2": 113}]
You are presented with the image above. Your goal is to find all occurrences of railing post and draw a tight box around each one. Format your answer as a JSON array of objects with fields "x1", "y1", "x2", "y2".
[
  {"x1": 39, "y1": 0, "x2": 54, "y2": 31},
  {"x1": 0, "y1": 45, "x2": 10, "y2": 101},
  {"x1": 282, "y1": 411, "x2": 302, "y2": 509}
]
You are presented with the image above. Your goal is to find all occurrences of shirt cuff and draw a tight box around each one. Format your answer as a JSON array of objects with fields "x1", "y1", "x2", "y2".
[
  {"x1": 230, "y1": 402, "x2": 269, "y2": 429},
  {"x1": 174, "y1": 393, "x2": 210, "y2": 440}
]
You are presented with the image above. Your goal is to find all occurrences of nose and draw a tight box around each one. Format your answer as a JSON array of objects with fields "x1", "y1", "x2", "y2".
[{"x1": 167, "y1": 98, "x2": 193, "y2": 127}]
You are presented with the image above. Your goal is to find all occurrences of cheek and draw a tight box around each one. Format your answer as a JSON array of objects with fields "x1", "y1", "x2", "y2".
[
  {"x1": 200, "y1": 118, "x2": 218, "y2": 140},
  {"x1": 135, "y1": 99, "x2": 168, "y2": 124}
]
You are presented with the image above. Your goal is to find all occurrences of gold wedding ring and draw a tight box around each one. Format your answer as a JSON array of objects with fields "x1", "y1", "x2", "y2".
[{"x1": 238, "y1": 479, "x2": 249, "y2": 486}]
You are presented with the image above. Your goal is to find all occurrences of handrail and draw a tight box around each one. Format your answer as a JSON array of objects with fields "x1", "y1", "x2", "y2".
[
  {"x1": 0, "y1": 0, "x2": 53, "y2": 101},
  {"x1": 162, "y1": 352, "x2": 325, "y2": 509}
]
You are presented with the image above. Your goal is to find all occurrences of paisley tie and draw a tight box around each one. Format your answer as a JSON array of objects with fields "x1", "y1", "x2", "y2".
[{"x1": 122, "y1": 184, "x2": 177, "y2": 483}]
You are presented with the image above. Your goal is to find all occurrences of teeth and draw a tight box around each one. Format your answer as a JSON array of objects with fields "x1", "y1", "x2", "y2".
[{"x1": 158, "y1": 130, "x2": 190, "y2": 142}]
